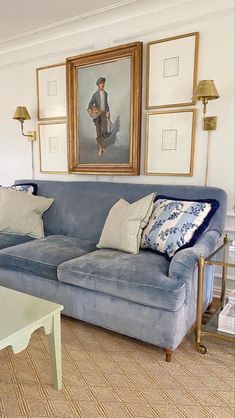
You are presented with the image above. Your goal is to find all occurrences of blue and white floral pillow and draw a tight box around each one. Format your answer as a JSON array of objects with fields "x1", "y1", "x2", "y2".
[
  {"x1": 0, "y1": 183, "x2": 38, "y2": 195},
  {"x1": 141, "y1": 196, "x2": 219, "y2": 260}
]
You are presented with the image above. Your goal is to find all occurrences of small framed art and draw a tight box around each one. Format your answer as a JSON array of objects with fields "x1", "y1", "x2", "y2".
[
  {"x1": 39, "y1": 122, "x2": 68, "y2": 173},
  {"x1": 36, "y1": 63, "x2": 67, "y2": 120},
  {"x1": 146, "y1": 32, "x2": 199, "y2": 109},
  {"x1": 145, "y1": 109, "x2": 196, "y2": 176}
]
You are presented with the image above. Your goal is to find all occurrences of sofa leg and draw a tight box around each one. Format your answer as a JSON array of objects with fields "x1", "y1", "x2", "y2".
[{"x1": 164, "y1": 348, "x2": 173, "y2": 362}]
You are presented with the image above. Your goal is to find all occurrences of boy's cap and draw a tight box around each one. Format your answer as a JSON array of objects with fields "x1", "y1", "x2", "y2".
[{"x1": 96, "y1": 77, "x2": 106, "y2": 85}]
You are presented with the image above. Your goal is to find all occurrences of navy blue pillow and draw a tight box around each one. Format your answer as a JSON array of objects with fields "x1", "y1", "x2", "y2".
[
  {"x1": 16, "y1": 183, "x2": 38, "y2": 195},
  {"x1": 0, "y1": 183, "x2": 38, "y2": 195},
  {"x1": 141, "y1": 195, "x2": 220, "y2": 260}
]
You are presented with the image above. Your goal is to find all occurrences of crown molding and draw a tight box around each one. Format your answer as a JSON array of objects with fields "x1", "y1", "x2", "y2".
[
  {"x1": 0, "y1": 0, "x2": 233, "y2": 68},
  {"x1": 0, "y1": 0, "x2": 139, "y2": 45}
]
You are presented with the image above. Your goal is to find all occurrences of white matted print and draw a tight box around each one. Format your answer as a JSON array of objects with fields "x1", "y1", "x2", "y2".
[
  {"x1": 37, "y1": 63, "x2": 66, "y2": 120},
  {"x1": 147, "y1": 32, "x2": 199, "y2": 108},
  {"x1": 145, "y1": 109, "x2": 196, "y2": 176},
  {"x1": 39, "y1": 122, "x2": 68, "y2": 173}
]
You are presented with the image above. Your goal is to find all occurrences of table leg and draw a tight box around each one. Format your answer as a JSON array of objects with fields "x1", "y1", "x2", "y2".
[
  {"x1": 221, "y1": 235, "x2": 229, "y2": 307},
  {"x1": 195, "y1": 255, "x2": 207, "y2": 354},
  {"x1": 47, "y1": 312, "x2": 62, "y2": 390}
]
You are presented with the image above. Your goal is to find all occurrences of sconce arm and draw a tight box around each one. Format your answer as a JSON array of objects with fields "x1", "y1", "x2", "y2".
[
  {"x1": 20, "y1": 120, "x2": 36, "y2": 141},
  {"x1": 202, "y1": 98, "x2": 208, "y2": 115}
]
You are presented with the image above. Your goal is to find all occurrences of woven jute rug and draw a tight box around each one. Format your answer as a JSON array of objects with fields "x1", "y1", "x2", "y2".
[{"x1": 0, "y1": 316, "x2": 234, "y2": 417}]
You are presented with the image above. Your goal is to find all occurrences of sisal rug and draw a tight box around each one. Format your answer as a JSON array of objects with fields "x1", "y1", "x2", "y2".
[{"x1": 0, "y1": 316, "x2": 234, "y2": 418}]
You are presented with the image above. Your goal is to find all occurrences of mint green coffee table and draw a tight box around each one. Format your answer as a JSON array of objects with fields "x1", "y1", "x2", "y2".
[{"x1": 0, "y1": 286, "x2": 63, "y2": 390}]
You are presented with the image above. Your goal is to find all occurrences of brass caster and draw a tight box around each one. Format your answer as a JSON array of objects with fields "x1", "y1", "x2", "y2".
[{"x1": 196, "y1": 343, "x2": 207, "y2": 354}]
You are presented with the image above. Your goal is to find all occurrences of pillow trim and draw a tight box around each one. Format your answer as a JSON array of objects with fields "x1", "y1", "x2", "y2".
[{"x1": 145, "y1": 195, "x2": 220, "y2": 261}]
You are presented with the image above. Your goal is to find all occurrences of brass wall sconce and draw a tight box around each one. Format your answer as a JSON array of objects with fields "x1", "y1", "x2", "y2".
[
  {"x1": 192, "y1": 80, "x2": 220, "y2": 130},
  {"x1": 13, "y1": 106, "x2": 37, "y2": 140},
  {"x1": 192, "y1": 80, "x2": 220, "y2": 186},
  {"x1": 13, "y1": 106, "x2": 37, "y2": 179}
]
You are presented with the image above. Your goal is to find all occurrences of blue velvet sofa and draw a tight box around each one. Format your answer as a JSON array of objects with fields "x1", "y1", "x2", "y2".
[{"x1": 0, "y1": 180, "x2": 227, "y2": 361}]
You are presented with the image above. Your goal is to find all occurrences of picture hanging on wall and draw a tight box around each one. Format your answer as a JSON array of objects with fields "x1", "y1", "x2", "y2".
[
  {"x1": 66, "y1": 42, "x2": 142, "y2": 175},
  {"x1": 146, "y1": 32, "x2": 199, "y2": 109},
  {"x1": 145, "y1": 109, "x2": 196, "y2": 176},
  {"x1": 39, "y1": 122, "x2": 68, "y2": 173},
  {"x1": 37, "y1": 63, "x2": 67, "y2": 120}
]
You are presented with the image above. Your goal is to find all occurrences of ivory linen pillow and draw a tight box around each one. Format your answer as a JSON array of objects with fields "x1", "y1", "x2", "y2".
[
  {"x1": 97, "y1": 193, "x2": 155, "y2": 254},
  {"x1": 0, "y1": 188, "x2": 54, "y2": 239}
]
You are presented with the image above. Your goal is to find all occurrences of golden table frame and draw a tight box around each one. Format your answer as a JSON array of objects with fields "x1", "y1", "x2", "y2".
[{"x1": 195, "y1": 235, "x2": 235, "y2": 354}]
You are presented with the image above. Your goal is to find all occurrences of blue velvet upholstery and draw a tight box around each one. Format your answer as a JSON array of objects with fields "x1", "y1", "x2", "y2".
[
  {"x1": 58, "y1": 249, "x2": 185, "y2": 311},
  {"x1": 15, "y1": 180, "x2": 227, "y2": 242},
  {"x1": 0, "y1": 179, "x2": 226, "y2": 353},
  {"x1": 0, "y1": 235, "x2": 96, "y2": 280},
  {"x1": 0, "y1": 233, "x2": 35, "y2": 250},
  {"x1": 169, "y1": 230, "x2": 220, "y2": 304}
]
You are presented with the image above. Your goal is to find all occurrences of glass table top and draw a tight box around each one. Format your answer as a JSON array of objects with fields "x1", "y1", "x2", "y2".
[
  {"x1": 206, "y1": 241, "x2": 235, "y2": 266},
  {"x1": 203, "y1": 305, "x2": 235, "y2": 338}
]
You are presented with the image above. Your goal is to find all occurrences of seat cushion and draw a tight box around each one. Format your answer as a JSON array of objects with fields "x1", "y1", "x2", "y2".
[
  {"x1": 58, "y1": 249, "x2": 186, "y2": 311},
  {"x1": 0, "y1": 235, "x2": 96, "y2": 280},
  {"x1": 0, "y1": 233, "x2": 35, "y2": 250}
]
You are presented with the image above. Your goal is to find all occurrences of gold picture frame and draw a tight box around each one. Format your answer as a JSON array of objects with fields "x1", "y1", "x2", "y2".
[
  {"x1": 66, "y1": 42, "x2": 142, "y2": 175},
  {"x1": 145, "y1": 109, "x2": 196, "y2": 176},
  {"x1": 38, "y1": 121, "x2": 68, "y2": 173},
  {"x1": 146, "y1": 32, "x2": 199, "y2": 109},
  {"x1": 36, "y1": 63, "x2": 67, "y2": 120}
]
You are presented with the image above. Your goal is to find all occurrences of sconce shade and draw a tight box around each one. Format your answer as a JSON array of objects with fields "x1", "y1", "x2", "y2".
[
  {"x1": 13, "y1": 106, "x2": 31, "y2": 121},
  {"x1": 192, "y1": 80, "x2": 220, "y2": 101}
]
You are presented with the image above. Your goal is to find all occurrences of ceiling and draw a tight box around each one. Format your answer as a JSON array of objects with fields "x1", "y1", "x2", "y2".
[{"x1": 0, "y1": 0, "x2": 139, "y2": 42}]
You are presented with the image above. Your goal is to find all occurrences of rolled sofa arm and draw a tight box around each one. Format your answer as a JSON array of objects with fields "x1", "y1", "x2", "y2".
[{"x1": 169, "y1": 230, "x2": 221, "y2": 304}]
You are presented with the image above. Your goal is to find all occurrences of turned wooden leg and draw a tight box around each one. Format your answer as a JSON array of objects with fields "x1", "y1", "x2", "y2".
[{"x1": 164, "y1": 348, "x2": 173, "y2": 362}]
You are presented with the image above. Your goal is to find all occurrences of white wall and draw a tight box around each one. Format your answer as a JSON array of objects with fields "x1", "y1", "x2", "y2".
[{"x1": 0, "y1": 0, "x2": 234, "y2": 215}]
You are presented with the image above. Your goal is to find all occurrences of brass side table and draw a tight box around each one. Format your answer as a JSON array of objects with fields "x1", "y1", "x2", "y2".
[{"x1": 195, "y1": 235, "x2": 235, "y2": 354}]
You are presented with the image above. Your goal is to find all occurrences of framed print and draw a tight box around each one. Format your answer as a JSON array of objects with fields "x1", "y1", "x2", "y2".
[
  {"x1": 66, "y1": 42, "x2": 142, "y2": 175},
  {"x1": 37, "y1": 63, "x2": 67, "y2": 120},
  {"x1": 39, "y1": 122, "x2": 68, "y2": 173},
  {"x1": 146, "y1": 32, "x2": 199, "y2": 109},
  {"x1": 145, "y1": 109, "x2": 196, "y2": 176}
]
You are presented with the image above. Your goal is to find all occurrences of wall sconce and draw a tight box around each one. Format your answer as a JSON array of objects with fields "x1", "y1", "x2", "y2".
[
  {"x1": 192, "y1": 80, "x2": 220, "y2": 186},
  {"x1": 13, "y1": 106, "x2": 37, "y2": 179},
  {"x1": 192, "y1": 80, "x2": 220, "y2": 130}
]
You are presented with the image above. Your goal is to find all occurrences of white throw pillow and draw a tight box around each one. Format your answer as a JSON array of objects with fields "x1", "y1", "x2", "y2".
[
  {"x1": 97, "y1": 193, "x2": 155, "y2": 254},
  {"x1": 0, "y1": 188, "x2": 54, "y2": 239}
]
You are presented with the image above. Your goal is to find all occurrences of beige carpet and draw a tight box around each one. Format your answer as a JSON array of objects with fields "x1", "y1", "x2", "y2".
[{"x1": 0, "y1": 316, "x2": 234, "y2": 418}]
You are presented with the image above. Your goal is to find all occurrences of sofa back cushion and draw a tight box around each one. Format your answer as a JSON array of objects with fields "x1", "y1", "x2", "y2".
[{"x1": 15, "y1": 180, "x2": 227, "y2": 243}]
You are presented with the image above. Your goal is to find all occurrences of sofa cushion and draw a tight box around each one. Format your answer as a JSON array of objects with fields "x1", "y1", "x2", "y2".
[
  {"x1": 0, "y1": 189, "x2": 54, "y2": 238},
  {"x1": 97, "y1": 193, "x2": 155, "y2": 254},
  {"x1": 0, "y1": 235, "x2": 96, "y2": 280},
  {"x1": 0, "y1": 183, "x2": 38, "y2": 195},
  {"x1": 141, "y1": 196, "x2": 220, "y2": 260},
  {"x1": 58, "y1": 249, "x2": 186, "y2": 311},
  {"x1": 0, "y1": 233, "x2": 35, "y2": 250},
  {"x1": 15, "y1": 180, "x2": 227, "y2": 243}
]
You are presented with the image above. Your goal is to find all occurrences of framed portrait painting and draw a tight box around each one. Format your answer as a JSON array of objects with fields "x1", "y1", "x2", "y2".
[
  {"x1": 66, "y1": 42, "x2": 142, "y2": 175},
  {"x1": 146, "y1": 32, "x2": 199, "y2": 109},
  {"x1": 145, "y1": 109, "x2": 196, "y2": 176}
]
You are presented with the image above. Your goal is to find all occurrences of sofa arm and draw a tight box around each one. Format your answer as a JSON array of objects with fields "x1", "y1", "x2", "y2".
[{"x1": 169, "y1": 230, "x2": 221, "y2": 304}]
